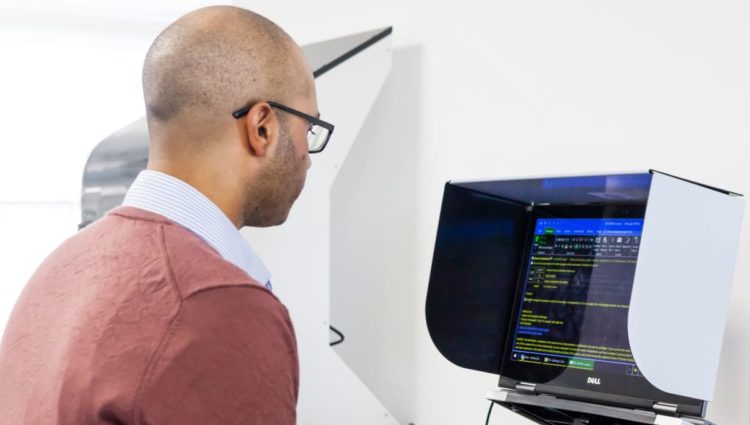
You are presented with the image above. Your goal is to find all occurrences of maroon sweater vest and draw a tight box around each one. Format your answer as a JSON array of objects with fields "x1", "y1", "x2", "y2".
[{"x1": 0, "y1": 206, "x2": 298, "y2": 424}]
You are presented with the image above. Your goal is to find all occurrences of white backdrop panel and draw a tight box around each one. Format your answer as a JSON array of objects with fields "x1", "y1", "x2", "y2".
[{"x1": 242, "y1": 33, "x2": 396, "y2": 424}]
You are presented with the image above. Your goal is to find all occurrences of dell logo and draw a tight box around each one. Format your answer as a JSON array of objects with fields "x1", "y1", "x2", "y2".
[{"x1": 587, "y1": 377, "x2": 601, "y2": 385}]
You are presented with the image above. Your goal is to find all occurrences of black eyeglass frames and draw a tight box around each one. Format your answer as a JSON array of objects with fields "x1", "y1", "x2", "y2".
[{"x1": 232, "y1": 101, "x2": 334, "y2": 154}]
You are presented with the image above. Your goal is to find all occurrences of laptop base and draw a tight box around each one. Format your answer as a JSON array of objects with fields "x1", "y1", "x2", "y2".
[{"x1": 486, "y1": 388, "x2": 714, "y2": 425}]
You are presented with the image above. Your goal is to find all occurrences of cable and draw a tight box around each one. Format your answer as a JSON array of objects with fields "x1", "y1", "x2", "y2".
[
  {"x1": 329, "y1": 325, "x2": 345, "y2": 346},
  {"x1": 485, "y1": 400, "x2": 494, "y2": 425}
]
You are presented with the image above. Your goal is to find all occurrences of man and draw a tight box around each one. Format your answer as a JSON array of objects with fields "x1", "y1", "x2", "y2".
[{"x1": 0, "y1": 6, "x2": 331, "y2": 424}]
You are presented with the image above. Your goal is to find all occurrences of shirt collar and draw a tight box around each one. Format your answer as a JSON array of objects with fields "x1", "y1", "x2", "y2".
[{"x1": 122, "y1": 170, "x2": 271, "y2": 287}]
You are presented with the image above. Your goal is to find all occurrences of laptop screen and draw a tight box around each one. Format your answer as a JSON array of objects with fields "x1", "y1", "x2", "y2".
[
  {"x1": 508, "y1": 218, "x2": 643, "y2": 378},
  {"x1": 499, "y1": 214, "x2": 704, "y2": 415}
]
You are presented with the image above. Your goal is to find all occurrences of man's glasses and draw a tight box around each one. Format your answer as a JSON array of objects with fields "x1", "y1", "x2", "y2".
[{"x1": 232, "y1": 101, "x2": 334, "y2": 154}]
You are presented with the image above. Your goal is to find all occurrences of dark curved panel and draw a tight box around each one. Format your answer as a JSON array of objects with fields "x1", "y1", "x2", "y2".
[{"x1": 425, "y1": 183, "x2": 528, "y2": 373}]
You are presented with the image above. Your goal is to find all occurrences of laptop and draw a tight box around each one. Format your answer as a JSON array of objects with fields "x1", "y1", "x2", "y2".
[{"x1": 492, "y1": 204, "x2": 707, "y2": 423}]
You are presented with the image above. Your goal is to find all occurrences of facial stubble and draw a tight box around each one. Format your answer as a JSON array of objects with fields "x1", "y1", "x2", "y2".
[{"x1": 241, "y1": 124, "x2": 307, "y2": 227}]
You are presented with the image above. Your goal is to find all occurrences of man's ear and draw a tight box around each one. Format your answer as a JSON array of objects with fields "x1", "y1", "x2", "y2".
[{"x1": 244, "y1": 102, "x2": 277, "y2": 157}]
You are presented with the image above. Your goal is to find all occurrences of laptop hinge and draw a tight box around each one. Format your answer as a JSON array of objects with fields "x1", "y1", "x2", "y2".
[
  {"x1": 652, "y1": 402, "x2": 679, "y2": 415},
  {"x1": 515, "y1": 382, "x2": 537, "y2": 394}
]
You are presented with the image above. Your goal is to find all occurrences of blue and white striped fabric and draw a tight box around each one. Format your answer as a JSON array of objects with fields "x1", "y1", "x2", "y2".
[{"x1": 122, "y1": 170, "x2": 272, "y2": 290}]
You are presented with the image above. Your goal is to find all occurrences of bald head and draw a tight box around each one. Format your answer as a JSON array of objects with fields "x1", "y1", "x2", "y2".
[
  {"x1": 143, "y1": 6, "x2": 312, "y2": 140},
  {"x1": 141, "y1": 7, "x2": 317, "y2": 229}
]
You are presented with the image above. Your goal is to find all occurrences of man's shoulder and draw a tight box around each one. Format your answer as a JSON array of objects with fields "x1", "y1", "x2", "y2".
[{"x1": 107, "y1": 206, "x2": 267, "y2": 300}]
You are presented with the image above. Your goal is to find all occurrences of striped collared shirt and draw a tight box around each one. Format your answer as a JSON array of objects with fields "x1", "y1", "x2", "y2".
[{"x1": 122, "y1": 170, "x2": 271, "y2": 289}]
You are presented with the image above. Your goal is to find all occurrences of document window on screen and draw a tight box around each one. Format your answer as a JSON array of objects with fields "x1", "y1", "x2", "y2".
[{"x1": 508, "y1": 218, "x2": 645, "y2": 378}]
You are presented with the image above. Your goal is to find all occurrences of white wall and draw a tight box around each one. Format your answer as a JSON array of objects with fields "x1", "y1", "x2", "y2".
[
  {"x1": 2, "y1": 1, "x2": 748, "y2": 424},
  {"x1": 244, "y1": 1, "x2": 750, "y2": 424}
]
